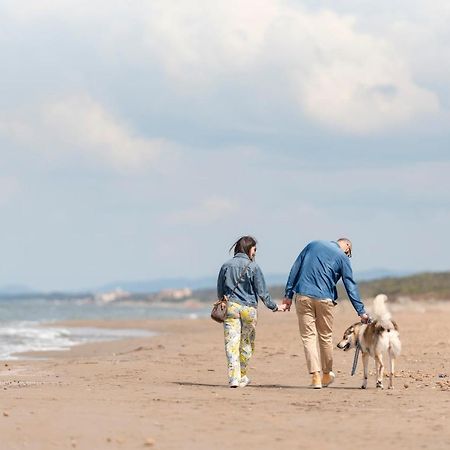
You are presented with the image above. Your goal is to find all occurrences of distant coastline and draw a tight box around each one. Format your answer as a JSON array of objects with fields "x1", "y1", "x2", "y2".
[{"x1": 1, "y1": 270, "x2": 450, "y2": 304}]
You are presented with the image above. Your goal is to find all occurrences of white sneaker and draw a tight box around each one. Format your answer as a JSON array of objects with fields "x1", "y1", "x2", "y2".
[
  {"x1": 239, "y1": 376, "x2": 251, "y2": 387},
  {"x1": 229, "y1": 379, "x2": 239, "y2": 388}
]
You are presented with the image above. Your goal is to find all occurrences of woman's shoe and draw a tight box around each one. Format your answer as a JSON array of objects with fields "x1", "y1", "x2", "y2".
[{"x1": 239, "y1": 376, "x2": 251, "y2": 387}]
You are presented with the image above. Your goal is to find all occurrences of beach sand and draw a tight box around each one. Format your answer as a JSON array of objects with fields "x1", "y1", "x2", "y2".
[{"x1": 0, "y1": 301, "x2": 449, "y2": 450}]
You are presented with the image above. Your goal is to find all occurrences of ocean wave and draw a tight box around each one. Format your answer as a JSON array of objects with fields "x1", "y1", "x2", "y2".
[{"x1": 0, "y1": 322, "x2": 155, "y2": 360}]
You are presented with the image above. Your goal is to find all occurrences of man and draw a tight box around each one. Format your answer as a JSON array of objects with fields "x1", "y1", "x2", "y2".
[{"x1": 283, "y1": 238, "x2": 369, "y2": 389}]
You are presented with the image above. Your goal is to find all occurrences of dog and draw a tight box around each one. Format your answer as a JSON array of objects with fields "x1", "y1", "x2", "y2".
[{"x1": 337, "y1": 294, "x2": 401, "y2": 389}]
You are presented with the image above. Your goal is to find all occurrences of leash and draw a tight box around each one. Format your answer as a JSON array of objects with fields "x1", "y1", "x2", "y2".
[
  {"x1": 351, "y1": 342, "x2": 361, "y2": 376},
  {"x1": 350, "y1": 317, "x2": 372, "y2": 376}
]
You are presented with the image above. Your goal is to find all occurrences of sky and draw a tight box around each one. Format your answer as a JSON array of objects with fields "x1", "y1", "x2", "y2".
[{"x1": 0, "y1": 0, "x2": 449, "y2": 291}]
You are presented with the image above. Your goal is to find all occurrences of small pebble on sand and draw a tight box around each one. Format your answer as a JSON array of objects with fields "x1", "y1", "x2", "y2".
[{"x1": 144, "y1": 437, "x2": 156, "y2": 446}]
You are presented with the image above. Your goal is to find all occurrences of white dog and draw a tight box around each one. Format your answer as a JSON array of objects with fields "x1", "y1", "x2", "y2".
[{"x1": 337, "y1": 294, "x2": 401, "y2": 389}]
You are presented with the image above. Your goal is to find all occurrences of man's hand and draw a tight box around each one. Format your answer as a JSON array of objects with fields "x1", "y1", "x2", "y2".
[
  {"x1": 282, "y1": 298, "x2": 292, "y2": 312},
  {"x1": 360, "y1": 313, "x2": 369, "y2": 324},
  {"x1": 275, "y1": 304, "x2": 287, "y2": 312}
]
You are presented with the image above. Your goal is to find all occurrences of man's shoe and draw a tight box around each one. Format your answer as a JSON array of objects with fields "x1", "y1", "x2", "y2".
[
  {"x1": 322, "y1": 371, "x2": 335, "y2": 387},
  {"x1": 310, "y1": 372, "x2": 322, "y2": 389},
  {"x1": 239, "y1": 376, "x2": 251, "y2": 388}
]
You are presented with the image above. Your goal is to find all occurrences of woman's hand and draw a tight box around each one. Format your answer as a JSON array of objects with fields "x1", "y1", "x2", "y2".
[{"x1": 275, "y1": 304, "x2": 288, "y2": 312}]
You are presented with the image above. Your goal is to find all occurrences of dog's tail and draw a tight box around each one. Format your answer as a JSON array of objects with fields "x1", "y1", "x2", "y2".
[
  {"x1": 372, "y1": 294, "x2": 391, "y2": 324},
  {"x1": 372, "y1": 294, "x2": 401, "y2": 356}
]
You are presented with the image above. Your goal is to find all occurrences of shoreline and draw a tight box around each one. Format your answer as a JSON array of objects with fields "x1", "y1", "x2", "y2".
[
  {"x1": 0, "y1": 303, "x2": 449, "y2": 449},
  {"x1": 3, "y1": 321, "x2": 160, "y2": 362}
]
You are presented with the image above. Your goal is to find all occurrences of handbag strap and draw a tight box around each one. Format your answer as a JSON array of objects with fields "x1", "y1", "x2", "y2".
[{"x1": 229, "y1": 260, "x2": 252, "y2": 297}]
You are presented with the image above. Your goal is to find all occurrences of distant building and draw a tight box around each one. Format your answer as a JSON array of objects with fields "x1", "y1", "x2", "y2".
[
  {"x1": 157, "y1": 288, "x2": 192, "y2": 301},
  {"x1": 95, "y1": 288, "x2": 131, "y2": 304}
]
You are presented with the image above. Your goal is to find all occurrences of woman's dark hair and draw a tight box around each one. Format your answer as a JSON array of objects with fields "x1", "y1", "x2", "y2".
[{"x1": 229, "y1": 236, "x2": 257, "y2": 257}]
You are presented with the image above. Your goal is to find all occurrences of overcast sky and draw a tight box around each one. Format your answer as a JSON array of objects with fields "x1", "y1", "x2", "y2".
[{"x1": 0, "y1": 0, "x2": 449, "y2": 290}]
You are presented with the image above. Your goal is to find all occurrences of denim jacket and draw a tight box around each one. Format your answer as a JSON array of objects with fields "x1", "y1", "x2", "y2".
[
  {"x1": 217, "y1": 253, "x2": 277, "y2": 311},
  {"x1": 284, "y1": 240, "x2": 366, "y2": 316}
]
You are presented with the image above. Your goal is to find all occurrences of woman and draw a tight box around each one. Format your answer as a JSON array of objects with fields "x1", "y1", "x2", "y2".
[{"x1": 217, "y1": 236, "x2": 285, "y2": 388}]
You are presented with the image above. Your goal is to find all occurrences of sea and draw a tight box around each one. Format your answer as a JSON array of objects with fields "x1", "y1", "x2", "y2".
[{"x1": 0, "y1": 297, "x2": 210, "y2": 360}]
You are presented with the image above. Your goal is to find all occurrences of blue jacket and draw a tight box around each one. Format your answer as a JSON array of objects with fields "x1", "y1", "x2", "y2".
[
  {"x1": 284, "y1": 240, "x2": 366, "y2": 316},
  {"x1": 217, "y1": 253, "x2": 277, "y2": 311}
]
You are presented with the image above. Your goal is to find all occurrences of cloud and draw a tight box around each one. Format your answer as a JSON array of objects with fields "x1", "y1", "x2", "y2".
[
  {"x1": 140, "y1": 1, "x2": 441, "y2": 133},
  {"x1": 284, "y1": 10, "x2": 440, "y2": 133},
  {"x1": 0, "y1": 0, "x2": 444, "y2": 135},
  {"x1": 140, "y1": 0, "x2": 278, "y2": 83},
  {"x1": 0, "y1": 94, "x2": 178, "y2": 172},
  {"x1": 166, "y1": 196, "x2": 237, "y2": 225}
]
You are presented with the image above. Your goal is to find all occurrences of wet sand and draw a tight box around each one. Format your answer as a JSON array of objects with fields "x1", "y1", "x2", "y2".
[{"x1": 0, "y1": 300, "x2": 449, "y2": 449}]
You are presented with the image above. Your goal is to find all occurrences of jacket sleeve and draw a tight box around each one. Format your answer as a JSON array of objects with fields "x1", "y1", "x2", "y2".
[
  {"x1": 217, "y1": 265, "x2": 227, "y2": 299},
  {"x1": 252, "y1": 264, "x2": 277, "y2": 311},
  {"x1": 284, "y1": 250, "x2": 305, "y2": 299},
  {"x1": 341, "y1": 258, "x2": 366, "y2": 316}
]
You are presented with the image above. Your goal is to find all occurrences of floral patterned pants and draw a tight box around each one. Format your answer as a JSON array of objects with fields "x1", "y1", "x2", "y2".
[{"x1": 223, "y1": 302, "x2": 257, "y2": 385}]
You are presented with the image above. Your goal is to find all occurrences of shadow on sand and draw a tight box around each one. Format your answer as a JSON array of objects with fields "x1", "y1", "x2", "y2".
[{"x1": 173, "y1": 381, "x2": 361, "y2": 390}]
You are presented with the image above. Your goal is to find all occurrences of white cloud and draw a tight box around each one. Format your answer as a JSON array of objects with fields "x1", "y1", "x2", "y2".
[
  {"x1": 140, "y1": 1, "x2": 441, "y2": 133},
  {"x1": 284, "y1": 11, "x2": 439, "y2": 133},
  {"x1": 0, "y1": 94, "x2": 178, "y2": 172},
  {"x1": 0, "y1": 0, "x2": 444, "y2": 135},
  {"x1": 140, "y1": 0, "x2": 279, "y2": 84},
  {"x1": 167, "y1": 196, "x2": 237, "y2": 225}
]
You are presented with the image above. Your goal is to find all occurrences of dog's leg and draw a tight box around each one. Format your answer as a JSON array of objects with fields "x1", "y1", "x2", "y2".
[
  {"x1": 375, "y1": 353, "x2": 384, "y2": 389},
  {"x1": 361, "y1": 352, "x2": 369, "y2": 389},
  {"x1": 388, "y1": 349, "x2": 395, "y2": 389}
]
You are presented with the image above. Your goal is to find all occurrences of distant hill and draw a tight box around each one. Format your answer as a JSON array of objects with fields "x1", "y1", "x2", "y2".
[
  {"x1": 353, "y1": 268, "x2": 416, "y2": 282},
  {"x1": 2, "y1": 270, "x2": 448, "y2": 302},
  {"x1": 351, "y1": 271, "x2": 450, "y2": 300},
  {"x1": 186, "y1": 271, "x2": 450, "y2": 303},
  {"x1": 0, "y1": 269, "x2": 415, "y2": 296},
  {"x1": 93, "y1": 268, "x2": 412, "y2": 293}
]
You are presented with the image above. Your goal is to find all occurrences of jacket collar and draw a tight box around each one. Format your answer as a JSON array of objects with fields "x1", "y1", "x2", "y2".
[{"x1": 234, "y1": 252, "x2": 251, "y2": 260}]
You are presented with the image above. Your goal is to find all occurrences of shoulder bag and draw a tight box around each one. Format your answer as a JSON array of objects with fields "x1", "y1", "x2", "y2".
[{"x1": 211, "y1": 261, "x2": 252, "y2": 323}]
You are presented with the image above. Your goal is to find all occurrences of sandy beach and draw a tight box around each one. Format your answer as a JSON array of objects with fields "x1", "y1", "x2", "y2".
[{"x1": 0, "y1": 301, "x2": 449, "y2": 450}]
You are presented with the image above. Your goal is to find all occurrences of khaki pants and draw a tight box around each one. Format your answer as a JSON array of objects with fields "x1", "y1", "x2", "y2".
[{"x1": 294, "y1": 294, "x2": 334, "y2": 374}]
